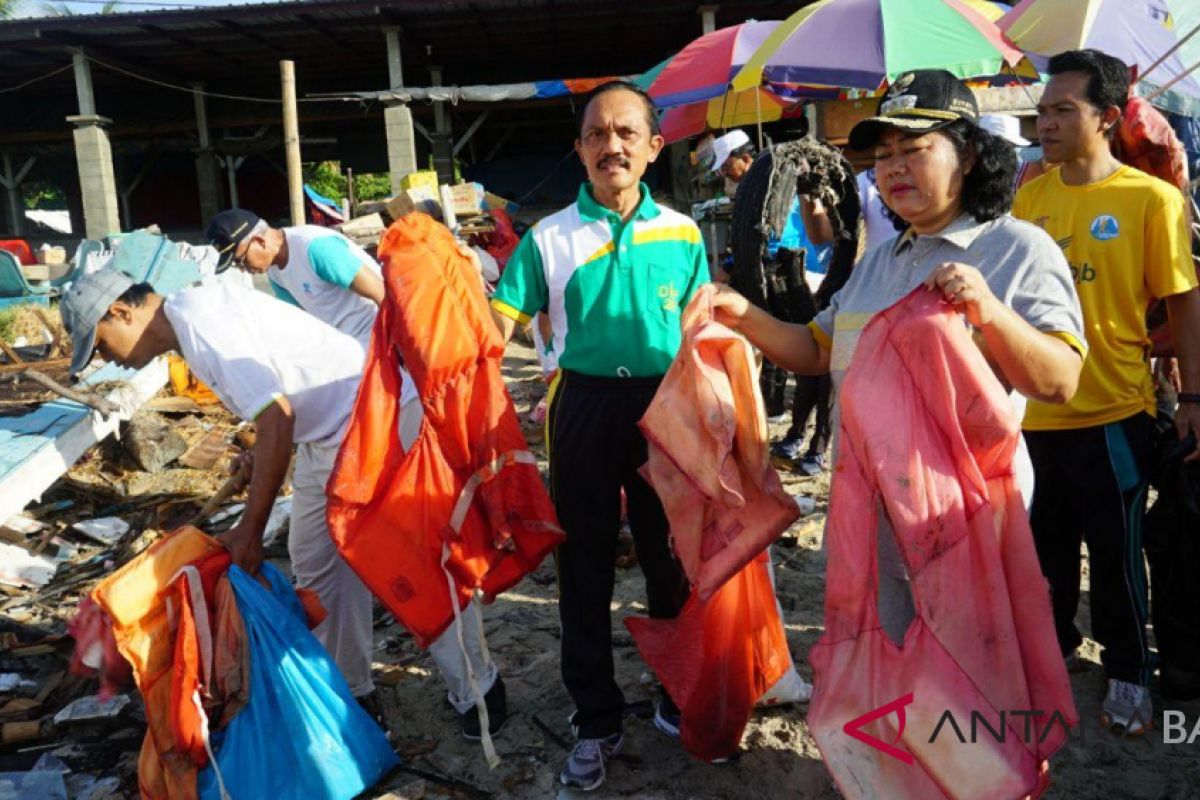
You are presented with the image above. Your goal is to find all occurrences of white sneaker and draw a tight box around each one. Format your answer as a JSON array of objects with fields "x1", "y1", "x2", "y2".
[{"x1": 1101, "y1": 679, "x2": 1153, "y2": 735}]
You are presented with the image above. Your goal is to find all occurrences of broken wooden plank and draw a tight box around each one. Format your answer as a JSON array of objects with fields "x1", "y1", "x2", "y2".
[
  {"x1": 7, "y1": 369, "x2": 118, "y2": 417},
  {"x1": 177, "y1": 427, "x2": 229, "y2": 470},
  {"x1": 0, "y1": 358, "x2": 70, "y2": 375},
  {"x1": 0, "y1": 358, "x2": 168, "y2": 524}
]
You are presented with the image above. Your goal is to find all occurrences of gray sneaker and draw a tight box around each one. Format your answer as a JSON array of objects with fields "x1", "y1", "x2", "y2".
[
  {"x1": 559, "y1": 733, "x2": 624, "y2": 791},
  {"x1": 1101, "y1": 679, "x2": 1153, "y2": 735},
  {"x1": 797, "y1": 453, "x2": 826, "y2": 476}
]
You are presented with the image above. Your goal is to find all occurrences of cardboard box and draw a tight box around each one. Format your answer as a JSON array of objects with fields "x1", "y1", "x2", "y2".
[
  {"x1": 399, "y1": 170, "x2": 439, "y2": 194},
  {"x1": 386, "y1": 187, "x2": 441, "y2": 220},
  {"x1": 35, "y1": 245, "x2": 66, "y2": 266},
  {"x1": 449, "y1": 182, "x2": 485, "y2": 217}
]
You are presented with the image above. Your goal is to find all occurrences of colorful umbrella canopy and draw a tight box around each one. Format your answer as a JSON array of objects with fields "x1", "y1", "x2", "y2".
[
  {"x1": 731, "y1": 0, "x2": 1027, "y2": 94},
  {"x1": 960, "y1": 0, "x2": 1010, "y2": 22},
  {"x1": 1000, "y1": 0, "x2": 1200, "y2": 116},
  {"x1": 647, "y1": 20, "x2": 781, "y2": 108},
  {"x1": 659, "y1": 87, "x2": 803, "y2": 143}
]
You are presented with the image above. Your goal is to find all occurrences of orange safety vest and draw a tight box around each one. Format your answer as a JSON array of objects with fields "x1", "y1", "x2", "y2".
[
  {"x1": 326, "y1": 213, "x2": 564, "y2": 648},
  {"x1": 638, "y1": 284, "x2": 799, "y2": 598},
  {"x1": 91, "y1": 527, "x2": 224, "y2": 800},
  {"x1": 629, "y1": 285, "x2": 798, "y2": 761}
]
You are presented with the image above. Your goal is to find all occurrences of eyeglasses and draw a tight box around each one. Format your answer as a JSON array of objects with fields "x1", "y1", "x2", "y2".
[{"x1": 229, "y1": 236, "x2": 258, "y2": 270}]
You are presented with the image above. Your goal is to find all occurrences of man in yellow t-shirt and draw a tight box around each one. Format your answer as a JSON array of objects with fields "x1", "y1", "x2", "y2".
[{"x1": 1014, "y1": 49, "x2": 1200, "y2": 736}]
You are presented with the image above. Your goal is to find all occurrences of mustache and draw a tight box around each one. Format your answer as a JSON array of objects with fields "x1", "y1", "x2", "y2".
[{"x1": 597, "y1": 155, "x2": 630, "y2": 169}]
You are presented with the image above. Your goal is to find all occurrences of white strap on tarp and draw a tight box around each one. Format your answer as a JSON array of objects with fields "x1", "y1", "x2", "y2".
[
  {"x1": 437, "y1": 449, "x2": 544, "y2": 769},
  {"x1": 194, "y1": 689, "x2": 230, "y2": 800},
  {"x1": 447, "y1": 450, "x2": 541, "y2": 534},
  {"x1": 167, "y1": 565, "x2": 215, "y2": 690},
  {"x1": 441, "y1": 540, "x2": 499, "y2": 769}
]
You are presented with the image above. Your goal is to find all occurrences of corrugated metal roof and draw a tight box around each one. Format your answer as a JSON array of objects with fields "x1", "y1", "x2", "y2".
[{"x1": 0, "y1": 0, "x2": 804, "y2": 142}]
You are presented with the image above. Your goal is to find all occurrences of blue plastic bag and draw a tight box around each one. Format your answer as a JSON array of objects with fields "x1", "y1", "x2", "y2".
[{"x1": 198, "y1": 565, "x2": 397, "y2": 800}]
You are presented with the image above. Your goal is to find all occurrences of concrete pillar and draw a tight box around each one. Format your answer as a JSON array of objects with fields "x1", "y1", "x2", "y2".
[
  {"x1": 429, "y1": 65, "x2": 454, "y2": 183},
  {"x1": 385, "y1": 105, "x2": 418, "y2": 194},
  {"x1": 383, "y1": 27, "x2": 419, "y2": 194},
  {"x1": 69, "y1": 51, "x2": 120, "y2": 239},
  {"x1": 72, "y1": 51, "x2": 96, "y2": 117},
  {"x1": 384, "y1": 26, "x2": 404, "y2": 89},
  {"x1": 193, "y1": 83, "x2": 222, "y2": 223},
  {"x1": 698, "y1": 4, "x2": 718, "y2": 35},
  {"x1": 68, "y1": 116, "x2": 121, "y2": 239}
]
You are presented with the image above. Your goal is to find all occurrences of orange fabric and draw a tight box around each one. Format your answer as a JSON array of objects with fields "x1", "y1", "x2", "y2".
[
  {"x1": 168, "y1": 550, "x2": 245, "y2": 768},
  {"x1": 627, "y1": 552, "x2": 792, "y2": 762},
  {"x1": 91, "y1": 527, "x2": 223, "y2": 800},
  {"x1": 327, "y1": 213, "x2": 564, "y2": 648},
  {"x1": 807, "y1": 289, "x2": 1077, "y2": 799},
  {"x1": 628, "y1": 284, "x2": 797, "y2": 761},
  {"x1": 167, "y1": 354, "x2": 220, "y2": 406},
  {"x1": 638, "y1": 284, "x2": 799, "y2": 599},
  {"x1": 1115, "y1": 97, "x2": 1189, "y2": 193},
  {"x1": 563, "y1": 77, "x2": 622, "y2": 94},
  {"x1": 296, "y1": 587, "x2": 328, "y2": 629},
  {"x1": 209, "y1": 569, "x2": 250, "y2": 730}
]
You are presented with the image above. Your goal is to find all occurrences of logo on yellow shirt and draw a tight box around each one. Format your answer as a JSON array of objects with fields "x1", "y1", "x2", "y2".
[
  {"x1": 1068, "y1": 262, "x2": 1096, "y2": 284},
  {"x1": 658, "y1": 282, "x2": 680, "y2": 313},
  {"x1": 1089, "y1": 215, "x2": 1120, "y2": 241}
]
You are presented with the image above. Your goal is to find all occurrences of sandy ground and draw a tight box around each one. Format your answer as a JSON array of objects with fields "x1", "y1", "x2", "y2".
[{"x1": 361, "y1": 341, "x2": 1200, "y2": 800}]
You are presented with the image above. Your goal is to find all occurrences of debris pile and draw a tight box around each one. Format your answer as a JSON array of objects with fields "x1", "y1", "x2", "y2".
[{"x1": 0, "y1": 386, "x2": 273, "y2": 799}]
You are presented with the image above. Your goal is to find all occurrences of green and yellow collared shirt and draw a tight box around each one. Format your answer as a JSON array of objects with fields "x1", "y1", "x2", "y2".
[{"x1": 492, "y1": 183, "x2": 707, "y2": 378}]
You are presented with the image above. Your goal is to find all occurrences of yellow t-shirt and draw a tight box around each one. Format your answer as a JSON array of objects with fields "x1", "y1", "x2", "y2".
[{"x1": 1013, "y1": 165, "x2": 1197, "y2": 431}]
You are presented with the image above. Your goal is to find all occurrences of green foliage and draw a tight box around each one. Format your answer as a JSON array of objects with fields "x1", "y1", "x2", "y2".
[
  {"x1": 354, "y1": 172, "x2": 391, "y2": 202},
  {"x1": 304, "y1": 161, "x2": 347, "y2": 203},
  {"x1": 0, "y1": 0, "x2": 17, "y2": 19},
  {"x1": 304, "y1": 161, "x2": 393, "y2": 207},
  {"x1": 24, "y1": 180, "x2": 67, "y2": 210},
  {"x1": 0, "y1": 307, "x2": 16, "y2": 344}
]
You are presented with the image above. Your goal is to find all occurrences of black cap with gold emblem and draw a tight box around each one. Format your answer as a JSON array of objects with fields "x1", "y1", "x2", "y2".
[
  {"x1": 205, "y1": 208, "x2": 262, "y2": 272},
  {"x1": 848, "y1": 69, "x2": 980, "y2": 151}
]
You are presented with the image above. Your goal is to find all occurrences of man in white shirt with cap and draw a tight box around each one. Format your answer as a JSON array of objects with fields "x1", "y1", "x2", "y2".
[{"x1": 60, "y1": 270, "x2": 506, "y2": 742}]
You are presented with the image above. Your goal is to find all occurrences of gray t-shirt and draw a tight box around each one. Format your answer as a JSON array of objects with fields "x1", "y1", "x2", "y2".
[{"x1": 811, "y1": 213, "x2": 1086, "y2": 504}]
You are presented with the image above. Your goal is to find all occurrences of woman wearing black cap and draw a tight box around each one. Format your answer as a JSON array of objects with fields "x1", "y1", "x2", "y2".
[{"x1": 709, "y1": 69, "x2": 1086, "y2": 640}]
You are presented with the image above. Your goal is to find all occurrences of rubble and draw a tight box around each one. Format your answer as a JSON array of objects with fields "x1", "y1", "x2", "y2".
[
  {"x1": 121, "y1": 413, "x2": 188, "y2": 474},
  {"x1": 0, "y1": 374, "x2": 262, "y2": 797}
]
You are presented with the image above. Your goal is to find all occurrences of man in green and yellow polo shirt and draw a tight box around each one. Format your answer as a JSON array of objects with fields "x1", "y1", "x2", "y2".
[{"x1": 490, "y1": 81, "x2": 707, "y2": 792}]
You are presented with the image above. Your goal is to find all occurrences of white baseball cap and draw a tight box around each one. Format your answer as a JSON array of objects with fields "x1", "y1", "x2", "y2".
[
  {"x1": 709, "y1": 129, "x2": 751, "y2": 173},
  {"x1": 979, "y1": 114, "x2": 1031, "y2": 147}
]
